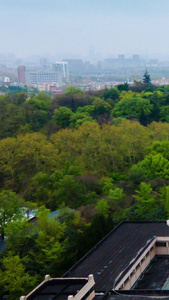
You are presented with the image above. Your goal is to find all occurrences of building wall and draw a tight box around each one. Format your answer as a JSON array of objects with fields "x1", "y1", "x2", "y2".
[
  {"x1": 25, "y1": 71, "x2": 63, "y2": 86},
  {"x1": 17, "y1": 66, "x2": 26, "y2": 83}
]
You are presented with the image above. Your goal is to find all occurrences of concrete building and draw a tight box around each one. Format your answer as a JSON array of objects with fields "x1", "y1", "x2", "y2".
[{"x1": 21, "y1": 221, "x2": 169, "y2": 300}]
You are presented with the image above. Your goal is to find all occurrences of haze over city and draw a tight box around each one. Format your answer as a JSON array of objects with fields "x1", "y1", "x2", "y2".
[{"x1": 1, "y1": 0, "x2": 169, "y2": 60}]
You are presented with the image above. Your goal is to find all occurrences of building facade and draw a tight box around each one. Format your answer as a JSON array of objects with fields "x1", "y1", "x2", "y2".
[
  {"x1": 25, "y1": 71, "x2": 63, "y2": 86},
  {"x1": 17, "y1": 66, "x2": 26, "y2": 84},
  {"x1": 53, "y1": 61, "x2": 69, "y2": 79}
]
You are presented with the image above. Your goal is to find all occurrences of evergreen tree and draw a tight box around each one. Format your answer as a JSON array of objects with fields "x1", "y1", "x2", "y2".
[{"x1": 143, "y1": 69, "x2": 151, "y2": 85}]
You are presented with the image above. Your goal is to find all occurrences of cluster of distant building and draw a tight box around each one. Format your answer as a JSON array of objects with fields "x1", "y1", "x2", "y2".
[
  {"x1": 59, "y1": 55, "x2": 159, "y2": 74},
  {"x1": 15, "y1": 55, "x2": 156, "y2": 92},
  {"x1": 1, "y1": 54, "x2": 169, "y2": 93},
  {"x1": 17, "y1": 62, "x2": 69, "y2": 92}
]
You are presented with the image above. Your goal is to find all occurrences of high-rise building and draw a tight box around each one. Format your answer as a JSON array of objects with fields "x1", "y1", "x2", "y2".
[
  {"x1": 63, "y1": 59, "x2": 84, "y2": 74},
  {"x1": 118, "y1": 54, "x2": 125, "y2": 63},
  {"x1": 40, "y1": 57, "x2": 47, "y2": 66},
  {"x1": 53, "y1": 61, "x2": 69, "y2": 78},
  {"x1": 132, "y1": 54, "x2": 140, "y2": 63},
  {"x1": 17, "y1": 66, "x2": 26, "y2": 84}
]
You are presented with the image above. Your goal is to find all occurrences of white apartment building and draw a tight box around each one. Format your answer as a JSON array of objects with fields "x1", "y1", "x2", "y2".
[{"x1": 25, "y1": 71, "x2": 63, "y2": 86}]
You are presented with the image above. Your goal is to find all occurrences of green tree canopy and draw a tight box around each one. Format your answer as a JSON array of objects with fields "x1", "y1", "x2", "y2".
[
  {"x1": 66, "y1": 86, "x2": 84, "y2": 95},
  {"x1": 95, "y1": 199, "x2": 110, "y2": 219},
  {"x1": 134, "y1": 182, "x2": 156, "y2": 213},
  {"x1": 0, "y1": 190, "x2": 24, "y2": 240},
  {"x1": 53, "y1": 106, "x2": 73, "y2": 128},
  {"x1": 92, "y1": 97, "x2": 112, "y2": 115},
  {"x1": 131, "y1": 153, "x2": 169, "y2": 179},
  {"x1": 102, "y1": 88, "x2": 120, "y2": 101},
  {"x1": 112, "y1": 91, "x2": 152, "y2": 121},
  {"x1": 70, "y1": 111, "x2": 93, "y2": 128},
  {"x1": 0, "y1": 252, "x2": 36, "y2": 299}
]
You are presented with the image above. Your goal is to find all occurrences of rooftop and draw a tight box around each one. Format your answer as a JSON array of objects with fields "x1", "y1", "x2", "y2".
[
  {"x1": 22, "y1": 221, "x2": 169, "y2": 300},
  {"x1": 64, "y1": 222, "x2": 169, "y2": 291}
]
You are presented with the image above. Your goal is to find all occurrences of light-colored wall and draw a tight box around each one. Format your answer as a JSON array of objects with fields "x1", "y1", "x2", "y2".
[
  {"x1": 73, "y1": 275, "x2": 95, "y2": 300},
  {"x1": 115, "y1": 238, "x2": 156, "y2": 290},
  {"x1": 86, "y1": 290, "x2": 95, "y2": 300}
]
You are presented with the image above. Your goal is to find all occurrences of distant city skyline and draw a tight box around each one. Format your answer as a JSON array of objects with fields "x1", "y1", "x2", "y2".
[
  {"x1": 1, "y1": 52, "x2": 169, "y2": 64},
  {"x1": 1, "y1": 0, "x2": 169, "y2": 59}
]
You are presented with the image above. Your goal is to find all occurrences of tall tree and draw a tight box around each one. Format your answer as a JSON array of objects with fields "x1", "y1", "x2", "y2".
[
  {"x1": 134, "y1": 182, "x2": 156, "y2": 212},
  {"x1": 143, "y1": 69, "x2": 151, "y2": 85}
]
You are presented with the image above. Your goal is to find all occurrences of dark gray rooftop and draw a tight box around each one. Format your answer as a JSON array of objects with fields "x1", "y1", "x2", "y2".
[
  {"x1": 24, "y1": 221, "x2": 169, "y2": 300},
  {"x1": 134, "y1": 256, "x2": 169, "y2": 290},
  {"x1": 64, "y1": 222, "x2": 169, "y2": 292}
]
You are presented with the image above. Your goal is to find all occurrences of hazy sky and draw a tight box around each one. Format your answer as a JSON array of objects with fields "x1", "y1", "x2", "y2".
[{"x1": 1, "y1": 0, "x2": 169, "y2": 59}]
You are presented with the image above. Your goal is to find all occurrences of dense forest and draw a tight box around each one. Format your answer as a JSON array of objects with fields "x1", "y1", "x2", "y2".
[{"x1": 2, "y1": 81, "x2": 169, "y2": 298}]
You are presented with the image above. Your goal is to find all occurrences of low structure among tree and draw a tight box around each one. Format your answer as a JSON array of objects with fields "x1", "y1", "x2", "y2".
[
  {"x1": 20, "y1": 275, "x2": 95, "y2": 300},
  {"x1": 21, "y1": 221, "x2": 169, "y2": 299}
]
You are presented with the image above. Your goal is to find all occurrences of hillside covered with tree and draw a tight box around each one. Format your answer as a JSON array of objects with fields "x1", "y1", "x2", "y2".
[{"x1": 2, "y1": 82, "x2": 169, "y2": 298}]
